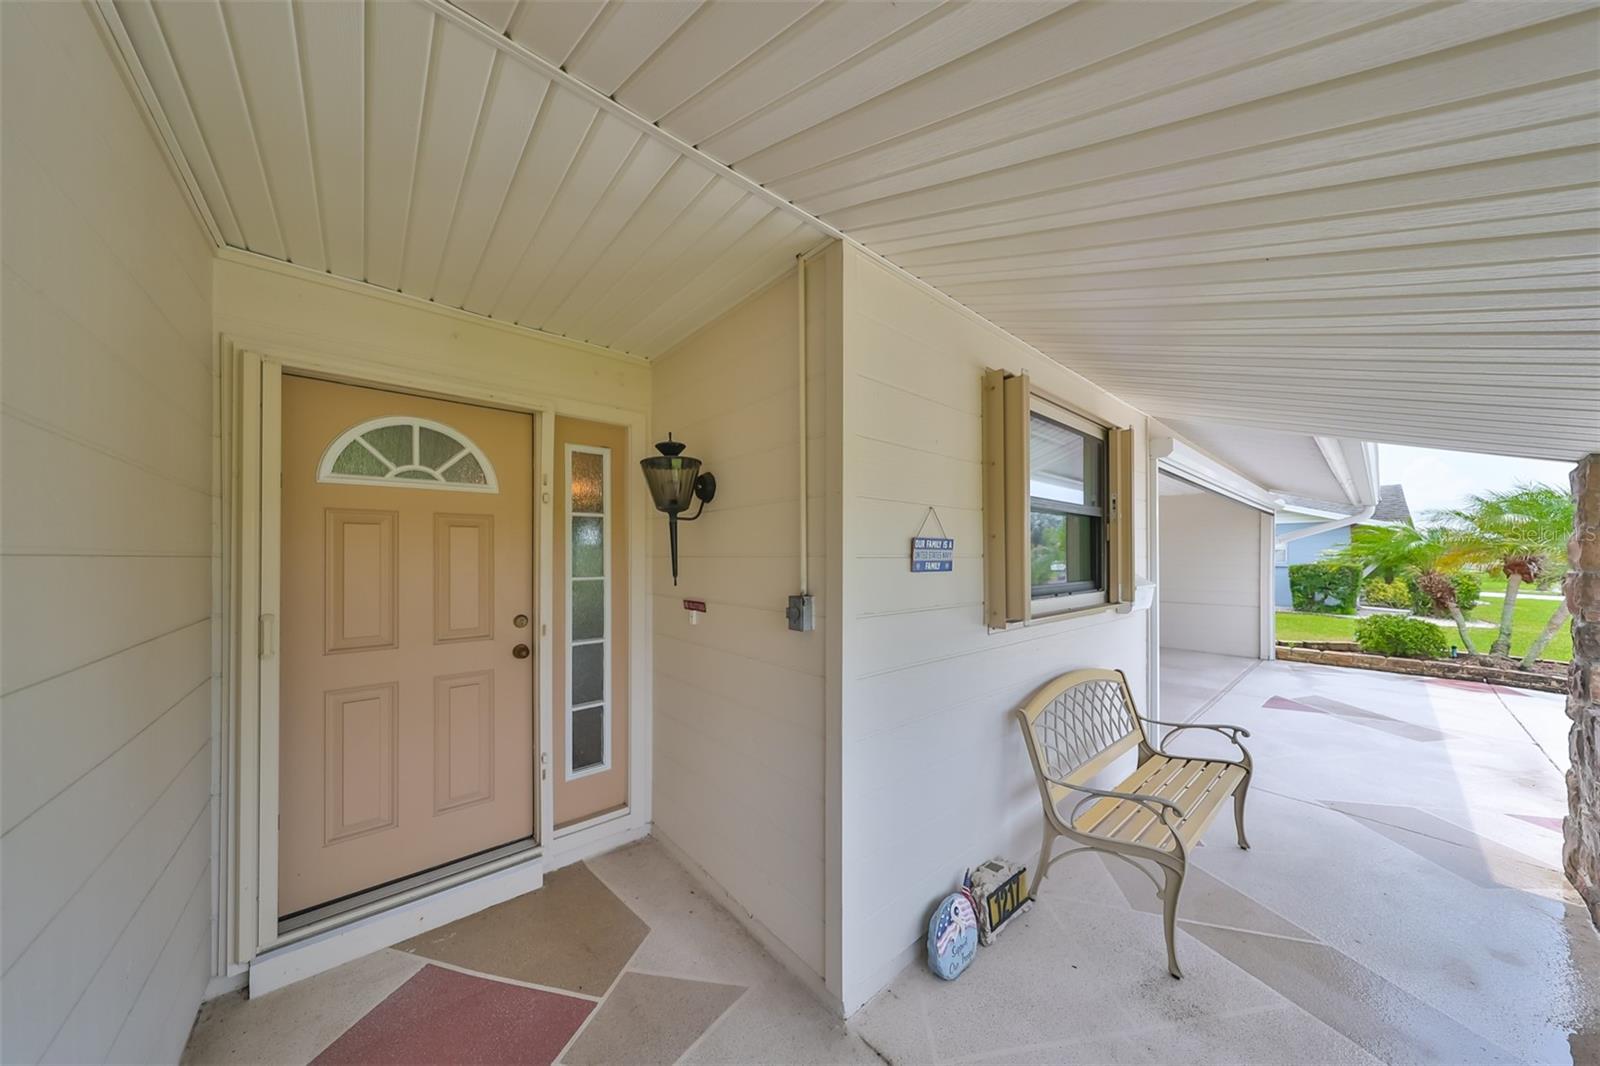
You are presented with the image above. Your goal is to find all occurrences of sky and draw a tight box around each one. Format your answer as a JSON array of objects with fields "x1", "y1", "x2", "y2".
[{"x1": 1377, "y1": 444, "x2": 1575, "y2": 525}]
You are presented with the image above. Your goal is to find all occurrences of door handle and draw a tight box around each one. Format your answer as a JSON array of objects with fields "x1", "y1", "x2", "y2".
[{"x1": 512, "y1": 643, "x2": 531, "y2": 659}]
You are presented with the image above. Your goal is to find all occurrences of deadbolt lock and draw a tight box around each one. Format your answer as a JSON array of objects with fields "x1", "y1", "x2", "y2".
[
  {"x1": 513, "y1": 613, "x2": 530, "y2": 628},
  {"x1": 512, "y1": 643, "x2": 531, "y2": 659}
]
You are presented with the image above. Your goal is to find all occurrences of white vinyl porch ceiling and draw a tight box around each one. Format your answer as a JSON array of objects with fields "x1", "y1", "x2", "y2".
[{"x1": 104, "y1": 0, "x2": 1599, "y2": 461}]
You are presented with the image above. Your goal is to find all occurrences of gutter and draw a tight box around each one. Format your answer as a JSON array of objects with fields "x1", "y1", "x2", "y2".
[{"x1": 1275, "y1": 504, "x2": 1375, "y2": 549}]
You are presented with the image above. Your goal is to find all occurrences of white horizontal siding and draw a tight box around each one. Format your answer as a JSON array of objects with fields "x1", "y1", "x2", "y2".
[
  {"x1": 1, "y1": 3, "x2": 215, "y2": 1062},
  {"x1": 651, "y1": 270, "x2": 829, "y2": 978},
  {"x1": 1158, "y1": 484, "x2": 1265, "y2": 659},
  {"x1": 837, "y1": 248, "x2": 1153, "y2": 1013}
]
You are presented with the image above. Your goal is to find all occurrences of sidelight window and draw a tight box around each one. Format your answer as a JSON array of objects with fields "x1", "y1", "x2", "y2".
[{"x1": 567, "y1": 444, "x2": 610, "y2": 776}]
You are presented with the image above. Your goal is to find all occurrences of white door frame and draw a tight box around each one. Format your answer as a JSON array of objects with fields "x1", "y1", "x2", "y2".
[{"x1": 216, "y1": 334, "x2": 653, "y2": 984}]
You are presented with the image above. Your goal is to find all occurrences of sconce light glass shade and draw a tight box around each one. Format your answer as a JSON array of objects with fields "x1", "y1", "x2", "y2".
[{"x1": 640, "y1": 443, "x2": 702, "y2": 515}]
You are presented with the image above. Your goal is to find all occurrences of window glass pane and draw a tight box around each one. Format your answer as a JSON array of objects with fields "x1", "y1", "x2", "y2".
[
  {"x1": 572, "y1": 706, "x2": 604, "y2": 771},
  {"x1": 572, "y1": 643, "x2": 604, "y2": 706},
  {"x1": 441, "y1": 452, "x2": 487, "y2": 486},
  {"x1": 394, "y1": 468, "x2": 439, "y2": 480},
  {"x1": 362, "y1": 424, "x2": 413, "y2": 467},
  {"x1": 331, "y1": 440, "x2": 389, "y2": 477},
  {"x1": 572, "y1": 579, "x2": 604, "y2": 641},
  {"x1": 418, "y1": 426, "x2": 463, "y2": 469},
  {"x1": 572, "y1": 517, "x2": 604, "y2": 577},
  {"x1": 571, "y1": 451, "x2": 604, "y2": 513},
  {"x1": 1030, "y1": 414, "x2": 1101, "y2": 508},
  {"x1": 1031, "y1": 512, "x2": 1101, "y2": 593}
]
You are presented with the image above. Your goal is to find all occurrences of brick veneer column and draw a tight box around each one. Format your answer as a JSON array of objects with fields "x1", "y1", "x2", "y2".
[{"x1": 1564, "y1": 453, "x2": 1600, "y2": 926}]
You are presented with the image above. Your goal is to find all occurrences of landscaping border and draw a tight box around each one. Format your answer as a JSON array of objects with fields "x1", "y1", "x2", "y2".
[{"x1": 1275, "y1": 641, "x2": 1566, "y2": 693}]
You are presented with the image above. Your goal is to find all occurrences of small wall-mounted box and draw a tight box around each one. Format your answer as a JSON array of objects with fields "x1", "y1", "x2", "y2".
[
  {"x1": 787, "y1": 594, "x2": 815, "y2": 632},
  {"x1": 1117, "y1": 581, "x2": 1156, "y2": 614}
]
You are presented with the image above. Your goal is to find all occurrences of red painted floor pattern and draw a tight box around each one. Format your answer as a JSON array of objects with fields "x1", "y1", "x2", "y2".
[{"x1": 311, "y1": 965, "x2": 594, "y2": 1065}]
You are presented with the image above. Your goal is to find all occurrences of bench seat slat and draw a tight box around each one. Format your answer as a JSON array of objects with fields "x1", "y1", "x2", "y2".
[
  {"x1": 1074, "y1": 755, "x2": 1186, "y2": 835},
  {"x1": 1068, "y1": 755, "x2": 1246, "y2": 852}
]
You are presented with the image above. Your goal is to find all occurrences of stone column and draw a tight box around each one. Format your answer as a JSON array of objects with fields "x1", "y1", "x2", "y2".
[{"x1": 1564, "y1": 453, "x2": 1600, "y2": 925}]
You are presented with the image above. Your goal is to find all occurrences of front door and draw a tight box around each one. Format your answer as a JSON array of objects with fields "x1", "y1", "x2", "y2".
[
  {"x1": 553, "y1": 417, "x2": 630, "y2": 828},
  {"x1": 279, "y1": 376, "x2": 535, "y2": 917}
]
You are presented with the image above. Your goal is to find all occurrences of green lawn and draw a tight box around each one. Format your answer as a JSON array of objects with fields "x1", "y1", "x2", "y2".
[
  {"x1": 1276, "y1": 591, "x2": 1572, "y2": 662},
  {"x1": 1466, "y1": 593, "x2": 1572, "y2": 662},
  {"x1": 1273, "y1": 612, "x2": 1358, "y2": 643},
  {"x1": 1474, "y1": 571, "x2": 1562, "y2": 595}
]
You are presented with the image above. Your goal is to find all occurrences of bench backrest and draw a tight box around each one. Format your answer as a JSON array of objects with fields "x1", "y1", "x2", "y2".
[{"x1": 1015, "y1": 668, "x2": 1149, "y2": 802}]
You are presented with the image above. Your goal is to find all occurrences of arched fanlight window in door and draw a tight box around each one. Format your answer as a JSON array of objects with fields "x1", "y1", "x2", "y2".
[{"x1": 318, "y1": 417, "x2": 499, "y2": 493}]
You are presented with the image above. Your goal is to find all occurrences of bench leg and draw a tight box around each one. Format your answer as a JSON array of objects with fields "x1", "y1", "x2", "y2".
[
  {"x1": 1233, "y1": 775, "x2": 1251, "y2": 851},
  {"x1": 1161, "y1": 866, "x2": 1185, "y2": 979},
  {"x1": 1031, "y1": 824, "x2": 1055, "y2": 898}
]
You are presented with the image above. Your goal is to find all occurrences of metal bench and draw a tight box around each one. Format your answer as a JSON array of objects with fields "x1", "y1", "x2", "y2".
[{"x1": 1015, "y1": 668, "x2": 1253, "y2": 977}]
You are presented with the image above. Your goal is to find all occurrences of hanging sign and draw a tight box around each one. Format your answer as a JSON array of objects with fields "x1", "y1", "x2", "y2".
[
  {"x1": 910, "y1": 508, "x2": 954, "y2": 572},
  {"x1": 911, "y1": 537, "x2": 954, "y2": 572}
]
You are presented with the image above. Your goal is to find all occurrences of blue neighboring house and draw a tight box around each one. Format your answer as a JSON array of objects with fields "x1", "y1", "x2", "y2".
[{"x1": 1273, "y1": 484, "x2": 1413, "y2": 607}]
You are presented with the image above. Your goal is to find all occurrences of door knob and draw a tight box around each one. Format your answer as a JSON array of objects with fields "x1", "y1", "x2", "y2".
[{"x1": 513, "y1": 643, "x2": 531, "y2": 659}]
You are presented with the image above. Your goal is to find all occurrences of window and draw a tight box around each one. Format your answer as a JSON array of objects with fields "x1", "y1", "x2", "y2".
[
  {"x1": 983, "y1": 369, "x2": 1134, "y2": 627},
  {"x1": 1029, "y1": 407, "x2": 1107, "y2": 609},
  {"x1": 318, "y1": 417, "x2": 498, "y2": 492},
  {"x1": 566, "y1": 444, "x2": 610, "y2": 776}
]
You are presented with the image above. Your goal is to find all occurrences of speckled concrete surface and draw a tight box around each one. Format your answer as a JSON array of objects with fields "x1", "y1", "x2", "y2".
[
  {"x1": 851, "y1": 656, "x2": 1600, "y2": 1065},
  {"x1": 185, "y1": 657, "x2": 1598, "y2": 1064}
]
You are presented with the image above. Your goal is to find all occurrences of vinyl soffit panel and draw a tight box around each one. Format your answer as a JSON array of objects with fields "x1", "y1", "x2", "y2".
[{"x1": 101, "y1": 0, "x2": 1600, "y2": 459}]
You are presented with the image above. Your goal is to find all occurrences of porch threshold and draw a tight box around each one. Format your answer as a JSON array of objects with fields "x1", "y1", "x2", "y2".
[{"x1": 250, "y1": 847, "x2": 544, "y2": 997}]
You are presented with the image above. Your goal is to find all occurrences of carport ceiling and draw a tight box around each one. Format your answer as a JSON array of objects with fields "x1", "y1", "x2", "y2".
[{"x1": 105, "y1": 0, "x2": 1599, "y2": 460}]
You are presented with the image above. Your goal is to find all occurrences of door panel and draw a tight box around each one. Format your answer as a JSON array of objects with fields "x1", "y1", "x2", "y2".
[
  {"x1": 553, "y1": 417, "x2": 630, "y2": 828},
  {"x1": 280, "y1": 376, "x2": 535, "y2": 917}
]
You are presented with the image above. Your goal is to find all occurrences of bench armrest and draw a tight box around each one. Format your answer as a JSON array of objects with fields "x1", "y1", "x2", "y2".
[
  {"x1": 1140, "y1": 718, "x2": 1249, "y2": 742},
  {"x1": 1044, "y1": 776, "x2": 1187, "y2": 847},
  {"x1": 1140, "y1": 719, "x2": 1252, "y2": 768}
]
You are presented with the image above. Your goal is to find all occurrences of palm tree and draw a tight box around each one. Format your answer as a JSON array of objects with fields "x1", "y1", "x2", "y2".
[
  {"x1": 1431, "y1": 484, "x2": 1573, "y2": 660},
  {"x1": 1336, "y1": 522, "x2": 1432, "y2": 581},
  {"x1": 1326, "y1": 523, "x2": 1478, "y2": 653}
]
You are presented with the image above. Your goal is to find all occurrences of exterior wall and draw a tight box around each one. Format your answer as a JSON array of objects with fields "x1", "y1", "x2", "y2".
[
  {"x1": 1, "y1": 4, "x2": 217, "y2": 1062},
  {"x1": 1159, "y1": 485, "x2": 1265, "y2": 658},
  {"x1": 1564, "y1": 454, "x2": 1600, "y2": 926},
  {"x1": 836, "y1": 247, "x2": 1151, "y2": 1013},
  {"x1": 648, "y1": 265, "x2": 830, "y2": 983},
  {"x1": 1273, "y1": 523, "x2": 1351, "y2": 606},
  {"x1": 212, "y1": 254, "x2": 651, "y2": 419}
]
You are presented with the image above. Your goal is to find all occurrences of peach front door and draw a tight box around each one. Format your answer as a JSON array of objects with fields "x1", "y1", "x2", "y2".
[{"x1": 279, "y1": 376, "x2": 535, "y2": 917}]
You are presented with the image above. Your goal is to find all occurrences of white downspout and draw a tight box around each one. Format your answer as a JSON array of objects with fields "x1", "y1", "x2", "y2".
[{"x1": 796, "y1": 252, "x2": 809, "y2": 598}]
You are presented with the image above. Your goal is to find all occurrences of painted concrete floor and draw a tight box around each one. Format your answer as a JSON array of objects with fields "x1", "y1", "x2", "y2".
[{"x1": 186, "y1": 657, "x2": 1598, "y2": 1064}]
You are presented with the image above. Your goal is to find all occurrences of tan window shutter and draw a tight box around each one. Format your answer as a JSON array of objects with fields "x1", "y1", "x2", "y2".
[
  {"x1": 983, "y1": 370, "x2": 1008, "y2": 628},
  {"x1": 983, "y1": 369, "x2": 1030, "y2": 627},
  {"x1": 1107, "y1": 426, "x2": 1136, "y2": 603}
]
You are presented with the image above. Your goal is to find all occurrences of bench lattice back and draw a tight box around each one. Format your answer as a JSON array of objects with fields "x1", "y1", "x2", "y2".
[{"x1": 1027, "y1": 673, "x2": 1146, "y2": 784}]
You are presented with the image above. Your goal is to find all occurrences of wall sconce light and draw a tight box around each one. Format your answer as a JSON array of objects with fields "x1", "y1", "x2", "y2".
[{"x1": 640, "y1": 434, "x2": 716, "y2": 586}]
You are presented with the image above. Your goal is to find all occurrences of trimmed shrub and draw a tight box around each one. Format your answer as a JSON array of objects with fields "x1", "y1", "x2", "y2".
[
  {"x1": 1355, "y1": 615, "x2": 1449, "y2": 658},
  {"x1": 1361, "y1": 576, "x2": 1411, "y2": 609},
  {"x1": 1289, "y1": 562, "x2": 1361, "y2": 614},
  {"x1": 1403, "y1": 571, "x2": 1481, "y2": 616}
]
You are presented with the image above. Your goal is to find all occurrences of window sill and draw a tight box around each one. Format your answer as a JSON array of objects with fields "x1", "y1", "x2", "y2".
[{"x1": 988, "y1": 600, "x2": 1122, "y2": 633}]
